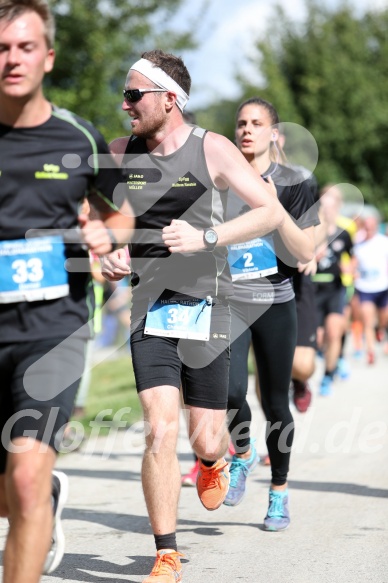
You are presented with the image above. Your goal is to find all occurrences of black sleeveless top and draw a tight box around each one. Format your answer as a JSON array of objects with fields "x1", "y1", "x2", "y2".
[{"x1": 122, "y1": 127, "x2": 233, "y2": 301}]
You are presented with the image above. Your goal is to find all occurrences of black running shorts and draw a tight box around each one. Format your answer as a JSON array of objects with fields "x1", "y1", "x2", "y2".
[
  {"x1": 130, "y1": 298, "x2": 231, "y2": 410},
  {"x1": 0, "y1": 337, "x2": 87, "y2": 473},
  {"x1": 314, "y1": 283, "x2": 347, "y2": 327}
]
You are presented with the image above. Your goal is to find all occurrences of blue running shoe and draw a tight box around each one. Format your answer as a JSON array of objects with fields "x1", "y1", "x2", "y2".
[
  {"x1": 319, "y1": 375, "x2": 333, "y2": 396},
  {"x1": 223, "y1": 440, "x2": 258, "y2": 506},
  {"x1": 263, "y1": 488, "x2": 290, "y2": 531},
  {"x1": 336, "y1": 357, "x2": 350, "y2": 380}
]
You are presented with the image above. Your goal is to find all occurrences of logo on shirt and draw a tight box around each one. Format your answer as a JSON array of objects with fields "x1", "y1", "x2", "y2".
[
  {"x1": 172, "y1": 175, "x2": 198, "y2": 188},
  {"x1": 126, "y1": 168, "x2": 162, "y2": 190},
  {"x1": 332, "y1": 239, "x2": 345, "y2": 253},
  {"x1": 212, "y1": 332, "x2": 228, "y2": 340},
  {"x1": 35, "y1": 164, "x2": 69, "y2": 180}
]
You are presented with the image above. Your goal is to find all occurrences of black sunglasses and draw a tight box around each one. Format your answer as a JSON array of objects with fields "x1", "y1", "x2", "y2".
[{"x1": 123, "y1": 88, "x2": 166, "y2": 104}]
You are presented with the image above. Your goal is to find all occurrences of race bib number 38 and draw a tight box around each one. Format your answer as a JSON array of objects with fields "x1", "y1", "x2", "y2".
[
  {"x1": 0, "y1": 236, "x2": 69, "y2": 303},
  {"x1": 145, "y1": 296, "x2": 212, "y2": 340},
  {"x1": 228, "y1": 234, "x2": 278, "y2": 281}
]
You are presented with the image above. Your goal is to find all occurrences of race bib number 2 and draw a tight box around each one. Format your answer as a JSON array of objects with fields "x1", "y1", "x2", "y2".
[
  {"x1": 145, "y1": 296, "x2": 212, "y2": 340},
  {"x1": 228, "y1": 234, "x2": 278, "y2": 281},
  {"x1": 0, "y1": 236, "x2": 69, "y2": 303}
]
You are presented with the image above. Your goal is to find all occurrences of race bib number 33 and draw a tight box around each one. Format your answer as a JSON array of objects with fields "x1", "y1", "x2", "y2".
[
  {"x1": 0, "y1": 236, "x2": 69, "y2": 303},
  {"x1": 145, "y1": 296, "x2": 212, "y2": 340}
]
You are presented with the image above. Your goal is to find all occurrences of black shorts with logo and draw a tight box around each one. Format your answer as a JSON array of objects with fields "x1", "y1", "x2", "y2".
[
  {"x1": 130, "y1": 297, "x2": 231, "y2": 410},
  {"x1": 314, "y1": 282, "x2": 347, "y2": 327},
  {"x1": 0, "y1": 336, "x2": 87, "y2": 474}
]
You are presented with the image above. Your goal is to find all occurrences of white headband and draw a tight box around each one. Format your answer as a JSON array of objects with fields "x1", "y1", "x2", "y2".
[{"x1": 130, "y1": 58, "x2": 189, "y2": 112}]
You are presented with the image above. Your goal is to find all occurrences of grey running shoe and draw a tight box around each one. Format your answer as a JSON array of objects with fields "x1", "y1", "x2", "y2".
[
  {"x1": 263, "y1": 488, "x2": 290, "y2": 531},
  {"x1": 43, "y1": 470, "x2": 69, "y2": 574},
  {"x1": 223, "y1": 440, "x2": 259, "y2": 506}
]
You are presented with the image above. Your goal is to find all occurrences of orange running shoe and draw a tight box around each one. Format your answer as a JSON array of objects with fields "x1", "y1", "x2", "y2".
[
  {"x1": 143, "y1": 549, "x2": 183, "y2": 583},
  {"x1": 196, "y1": 458, "x2": 230, "y2": 510}
]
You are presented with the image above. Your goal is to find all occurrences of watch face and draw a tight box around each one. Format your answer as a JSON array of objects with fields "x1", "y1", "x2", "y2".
[{"x1": 205, "y1": 230, "x2": 217, "y2": 244}]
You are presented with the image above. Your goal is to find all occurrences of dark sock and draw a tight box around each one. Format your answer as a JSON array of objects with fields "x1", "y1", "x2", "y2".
[
  {"x1": 154, "y1": 532, "x2": 177, "y2": 552},
  {"x1": 200, "y1": 459, "x2": 216, "y2": 467},
  {"x1": 339, "y1": 333, "x2": 346, "y2": 358},
  {"x1": 292, "y1": 379, "x2": 306, "y2": 391},
  {"x1": 324, "y1": 369, "x2": 335, "y2": 379},
  {"x1": 233, "y1": 426, "x2": 250, "y2": 454}
]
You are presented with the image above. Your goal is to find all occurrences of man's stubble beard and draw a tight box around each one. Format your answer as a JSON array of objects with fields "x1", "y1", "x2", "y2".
[{"x1": 133, "y1": 108, "x2": 166, "y2": 141}]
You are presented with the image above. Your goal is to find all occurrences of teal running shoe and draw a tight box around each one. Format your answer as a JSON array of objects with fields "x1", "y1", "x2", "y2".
[
  {"x1": 336, "y1": 357, "x2": 350, "y2": 380},
  {"x1": 263, "y1": 488, "x2": 290, "y2": 531},
  {"x1": 319, "y1": 375, "x2": 333, "y2": 396},
  {"x1": 223, "y1": 440, "x2": 258, "y2": 506}
]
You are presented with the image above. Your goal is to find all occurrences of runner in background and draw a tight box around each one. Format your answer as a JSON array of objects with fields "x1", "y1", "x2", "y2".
[
  {"x1": 312, "y1": 187, "x2": 353, "y2": 396},
  {"x1": 320, "y1": 184, "x2": 358, "y2": 380},
  {"x1": 353, "y1": 214, "x2": 388, "y2": 364}
]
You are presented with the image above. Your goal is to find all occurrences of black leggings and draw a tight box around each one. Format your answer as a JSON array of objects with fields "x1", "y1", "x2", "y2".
[{"x1": 227, "y1": 299, "x2": 297, "y2": 486}]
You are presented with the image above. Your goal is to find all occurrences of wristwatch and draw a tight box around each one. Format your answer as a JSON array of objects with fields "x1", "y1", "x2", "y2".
[{"x1": 203, "y1": 228, "x2": 218, "y2": 251}]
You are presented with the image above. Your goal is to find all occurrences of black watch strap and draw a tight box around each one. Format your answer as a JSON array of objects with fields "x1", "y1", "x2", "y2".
[{"x1": 203, "y1": 228, "x2": 218, "y2": 251}]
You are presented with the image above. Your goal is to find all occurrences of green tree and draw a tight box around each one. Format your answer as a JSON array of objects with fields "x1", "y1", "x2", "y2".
[
  {"x1": 240, "y1": 2, "x2": 388, "y2": 217},
  {"x1": 46, "y1": 0, "x2": 203, "y2": 140},
  {"x1": 200, "y1": 2, "x2": 388, "y2": 218}
]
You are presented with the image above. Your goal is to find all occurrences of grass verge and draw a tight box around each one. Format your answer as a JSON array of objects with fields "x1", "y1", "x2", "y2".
[{"x1": 78, "y1": 354, "x2": 142, "y2": 435}]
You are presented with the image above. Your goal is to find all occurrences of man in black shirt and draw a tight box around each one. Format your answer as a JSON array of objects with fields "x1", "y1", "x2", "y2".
[{"x1": 0, "y1": 2, "x2": 133, "y2": 581}]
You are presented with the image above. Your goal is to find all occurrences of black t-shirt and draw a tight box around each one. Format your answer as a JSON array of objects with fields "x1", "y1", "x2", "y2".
[
  {"x1": 0, "y1": 107, "x2": 126, "y2": 342},
  {"x1": 226, "y1": 162, "x2": 320, "y2": 284},
  {"x1": 313, "y1": 227, "x2": 353, "y2": 287}
]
